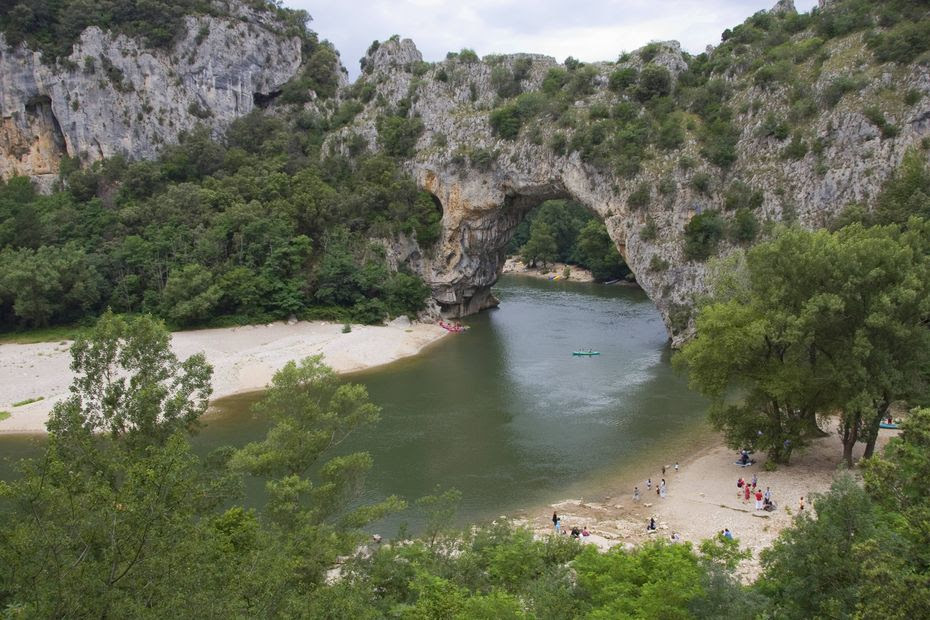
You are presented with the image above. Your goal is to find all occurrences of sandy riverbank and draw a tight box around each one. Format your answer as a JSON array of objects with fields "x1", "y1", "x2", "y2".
[
  {"x1": 0, "y1": 319, "x2": 448, "y2": 434},
  {"x1": 502, "y1": 257, "x2": 597, "y2": 283},
  {"x1": 520, "y1": 420, "x2": 897, "y2": 579}
]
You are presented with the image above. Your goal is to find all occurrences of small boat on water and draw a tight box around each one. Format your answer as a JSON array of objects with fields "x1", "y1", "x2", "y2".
[
  {"x1": 572, "y1": 350, "x2": 600, "y2": 356},
  {"x1": 439, "y1": 320, "x2": 467, "y2": 333}
]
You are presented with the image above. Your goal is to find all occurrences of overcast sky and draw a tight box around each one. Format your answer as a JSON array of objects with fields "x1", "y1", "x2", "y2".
[{"x1": 288, "y1": 0, "x2": 820, "y2": 80}]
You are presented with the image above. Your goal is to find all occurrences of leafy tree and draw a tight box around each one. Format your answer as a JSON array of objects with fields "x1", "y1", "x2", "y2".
[
  {"x1": 758, "y1": 476, "x2": 887, "y2": 618},
  {"x1": 635, "y1": 64, "x2": 672, "y2": 102},
  {"x1": 678, "y1": 224, "x2": 930, "y2": 465},
  {"x1": 520, "y1": 219, "x2": 558, "y2": 268},
  {"x1": 46, "y1": 310, "x2": 212, "y2": 446},
  {"x1": 574, "y1": 540, "x2": 704, "y2": 618}
]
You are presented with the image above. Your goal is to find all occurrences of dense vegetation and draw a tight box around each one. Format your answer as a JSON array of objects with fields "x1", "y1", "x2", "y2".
[
  {"x1": 2, "y1": 312, "x2": 929, "y2": 616},
  {"x1": 507, "y1": 200, "x2": 630, "y2": 280},
  {"x1": 0, "y1": 110, "x2": 441, "y2": 330},
  {"x1": 677, "y1": 151, "x2": 930, "y2": 467},
  {"x1": 0, "y1": 0, "x2": 310, "y2": 59}
]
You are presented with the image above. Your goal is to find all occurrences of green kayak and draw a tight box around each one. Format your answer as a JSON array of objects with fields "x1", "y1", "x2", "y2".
[{"x1": 572, "y1": 351, "x2": 600, "y2": 356}]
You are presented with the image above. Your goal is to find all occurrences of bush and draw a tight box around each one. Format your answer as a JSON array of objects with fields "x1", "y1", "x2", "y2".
[
  {"x1": 782, "y1": 133, "x2": 808, "y2": 160},
  {"x1": 649, "y1": 255, "x2": 669, "y2": 272},
  {"x1": 377, "y1": 116, "x2": 424, "y2": 157},
  {"x1": 863, "y1": 106, "x2": 899, "y2": 139},
  {"x1": 608, "y1": 67, "x2": 638, "y2": 92},
  {"x1": 822, "y1": 76, "x2": 865, "y2": 107},
  {"x1": 870, "y1": 21, "x2": 930, "y2": 64},
  {"x1": 683, "y1": 210, "x2": 725, "y2": 261},
  {"x1": 728, "y1": 208, "x2": 759, "y2": 243},
  {"x1": 635, "y1": 65, "x2": 672, "y2": 102},
  {"x1": 628, "y1": 183, "x2": 651, "y2": 209},
  {"x1": 723, "y1": 181, "x2": 763, "y2": 211},
  {"x1": 691, "y1": 172, "x2": 712, "y2": 195},
  {"x1": 458, "y1": 48, "x2": 479, "y2": 63}
]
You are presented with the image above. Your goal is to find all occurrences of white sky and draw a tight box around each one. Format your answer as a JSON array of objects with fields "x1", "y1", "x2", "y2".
[{"x1": 286, "y1": 0, "x2": 820, "y2": 79}]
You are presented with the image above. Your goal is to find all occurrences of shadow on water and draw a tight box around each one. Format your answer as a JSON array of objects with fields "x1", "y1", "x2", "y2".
[{"x1": 0, "y1": 275, "x2": 709, "y2": 534}]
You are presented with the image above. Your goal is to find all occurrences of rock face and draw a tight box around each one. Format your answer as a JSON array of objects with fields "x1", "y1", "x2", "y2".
[
  {"x1": 0, "y1": 11, "x2": 302, "y2": 185},
  {"x1": 331, "y1": 37, "x2": 930, "y2": 343}
]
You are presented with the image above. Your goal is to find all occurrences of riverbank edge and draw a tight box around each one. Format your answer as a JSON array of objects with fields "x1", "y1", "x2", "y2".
[
  {"x1": 518, "y1": 417, "x2": 896, "y2": 581},
  {"x1": 0, "y1": 319, "x2": 450, "y2": 435}
]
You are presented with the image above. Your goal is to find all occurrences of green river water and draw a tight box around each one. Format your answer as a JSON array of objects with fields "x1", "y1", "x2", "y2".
[{"x1": 0, "y1": 275, "x2": 710, "y2": 531}]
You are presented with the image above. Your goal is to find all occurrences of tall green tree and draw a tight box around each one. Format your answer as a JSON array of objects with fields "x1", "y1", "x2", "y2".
[{"x1": 677, "y1": 223, "x2": 930, "y2": 465}]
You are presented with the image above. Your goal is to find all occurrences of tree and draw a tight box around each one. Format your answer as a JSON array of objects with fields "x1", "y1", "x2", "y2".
[
  {"x1": 758, "y1": 476, "x2": 886, "y2": 618},
  {"x1": 0, "y1": 312, "x2": 232, "y2": 617},
  {"x1": 678, "y1": 224, "x2": 930, "y2": 465},
  {"x1": 683, "y1": 211, "x2": 725, "y2": 261},
  {"x1": 46, "y1": 310, "x2": 212, "y2": 448},
  {"x1": 520, "y1": 220, "x2": 558, "y2": 268}
]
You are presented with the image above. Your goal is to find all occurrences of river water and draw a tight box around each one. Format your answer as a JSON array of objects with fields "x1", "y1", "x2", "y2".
[{"x1": 0, "y1": 275, "x2": 710, "y2": 531}]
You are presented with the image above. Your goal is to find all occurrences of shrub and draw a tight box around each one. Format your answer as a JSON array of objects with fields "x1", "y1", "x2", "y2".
[
  {"x1": 469, "y1": 148, "x2": 497, "y2": 171},
  {"x1": 728, "y1": 208, "x2": 759, "y2": 243},
  {"x1": 863, "y1": 106, "x2": 899, "y2": 139},
  {"x1": 822, "y1": 76, "x2": 866, "y2": 107},
  {"x1": 640, "y1": 218, "x2": 658, "y2": 241},
  {"x1": 668, "y1": 303, "x2": 693, "y2": 334},
  {"x1": 700, "y1": 117, "x2": 740, "y2": 169},
  {"x1": 782, "y1": 133, "x2": 808, "y2": 160},
  {"x1": 691, "y1": 172, "x2": 712, "y2": 195},
  {"x1": 904, "y1": 89, "x2": 923, "y2": 106},
  {"x1": 683, "y1": 210, "x2": 725, "y2": 261},
  {"x1": 640, "y1": 42, "x2": 663, "y2": 63},
  {"x1": 870, "y1": 21, "x2": 930, "y2": 64},
  {"x1": 549, "y1": 132, "x2": 568, "y2": 155},
  {"x1": 657, "y1": 116, "x2": 685, "y2": 150},
  {"x1": 635, "y1": 65, "x2": 672, "y2": 102},
  {"x1": 458, "y1": 48, "x2": 479, "y2": 63},
  {"x1": 608, "y1": 67, "x2": 638, "y2": 92},
  {"x1": 628, "y1": 183, "x2": 651, "y2": 209},
  {"x1": 723, "y1": 181, "x2": 763, "y2": 211},
  {"x1": 649, "y1": 255, "x2": 669, "y2": 272},
  {"x1": 377, "y1": 115, "x2": 425, "y2": 157},
  {"x1": 657, "y1": 177, "x2": 677, "y2": 196}
]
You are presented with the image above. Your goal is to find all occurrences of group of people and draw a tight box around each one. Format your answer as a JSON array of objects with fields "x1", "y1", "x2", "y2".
[
  {"x1": 551, "y1": 512, "x2": 591, "y2": 539},
  {"x1": 634, "y1": 461, "x2": 680, "y2": 504},
  {"x1": 737, "y1": 474, "x2": 776, "y2": 512}
]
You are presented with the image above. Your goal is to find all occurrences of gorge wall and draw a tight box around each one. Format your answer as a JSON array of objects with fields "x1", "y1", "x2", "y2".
[
  {"x1": 0, "y1": 7, "x2": 303, "y2": 188},
  {"x1": 328, "y1": 10, "x2": 930, "y2": 342}
]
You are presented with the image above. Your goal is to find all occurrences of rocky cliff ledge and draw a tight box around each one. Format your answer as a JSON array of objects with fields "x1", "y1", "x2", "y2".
[{"x1": 0, "y1": 9, "x2": 302, "y2": 187}]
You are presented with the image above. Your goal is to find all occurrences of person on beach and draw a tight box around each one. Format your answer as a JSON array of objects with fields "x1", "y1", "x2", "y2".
[
  {"x1": 755, "y1": 489, "x2": 763, "y2": 510},
  {"x1": 737, "y1": 477, "x2": 744, "y2": 488},
  {"x1": 647, "y1": 517, "x2": 657, "y2": 531},
  {"x1": 764, "y1": 487, "x2": 772, "y2": 503},
  {"x1": 660, "y1": 479, "x2": 667, "y2": 498},
  {"x1": 799, "y1": 496, "x2": 805, "y2": 511},
  {"x1": 744, "y1": 484, "x2": 751, "y2": 502},
  {"x1": 582, "y1": 526, "x2": 590, "y2": 537},
  {"x1": 647, "y1": 478, "x2": 652, "y2": 490},
  {"x1": 751, "y1": 473, "x2": 758, "y2": 489},
  {"x1": 670, "y1": 532, "x2": 681, "y2": 542},
  {"x1": 633, "y1": 486, "x2": 641, "y2": 502},
  {"x1": 662, "y1": 465, "x2": 666, "y2": 475},
  {"x1": 674, "y1": 462, "x2": 679, "y2": 473},
  {"x1": 571, "y1": 526, "x2": 580, "y2": 539},
  {"x1": 552, "y1": 512, "x2": 558, "y2": 530},
  {"x1": 723, "y1": 528, "x2": 733, "y2": 540}
]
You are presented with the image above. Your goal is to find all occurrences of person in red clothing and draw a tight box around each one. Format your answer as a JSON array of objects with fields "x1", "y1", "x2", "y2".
[
  {"x1": 755, "y1": 489, "x2": 764, "y2": 510},
  {"x1": 744, "y1": 484, "x2": 751, "y2": 502}
]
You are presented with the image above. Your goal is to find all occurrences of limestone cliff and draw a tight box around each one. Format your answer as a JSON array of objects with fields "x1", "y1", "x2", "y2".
[
  {"x1": 327, "y1": 14, "x2": 930, "y2": 343},
  {"x1": 0, "y1": 9, "x2": 302, "y2": 187}
]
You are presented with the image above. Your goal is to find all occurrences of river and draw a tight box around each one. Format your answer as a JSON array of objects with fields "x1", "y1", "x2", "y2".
[{"x1": 0, "y1": 275, "x2": 710, "y2": 532}]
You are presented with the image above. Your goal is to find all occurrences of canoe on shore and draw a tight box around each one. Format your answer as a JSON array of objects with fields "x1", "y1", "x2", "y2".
[{"x1": 879, "y1": 422, "x2": 899, "y2": 429}]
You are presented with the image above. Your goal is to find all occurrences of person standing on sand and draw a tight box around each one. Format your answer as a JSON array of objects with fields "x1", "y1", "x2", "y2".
[
  {"x1": 660, "y1": 479, "x2": 667, "y2": 498},
  {"x1": 764, "y1": 487, "x2": 772, "y2": 503},
  {"x1": 633, "y1": 486, "x2": 641, "y2": 502},
  {"x1": 799, "y1": 496, "x2": 805, "y2": 511},
  {"x1": 552, "y1": 512, "x2": 559, "y2": 532},
  {"x1": 755, "y1": 489, "x2": 763, "y2": 510},
  {"x1": 674, "y1": 462, "x2": 679, "y2": 473},
  {"x1": 751, "y1": 473, "x2": 758, "y2": 489},
  {"x1": 662, "y1": 465, "x2": 666, "y2": 476},
  {"x1": 744, "y1": 484, "x2": 751, "y2": 502}
]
